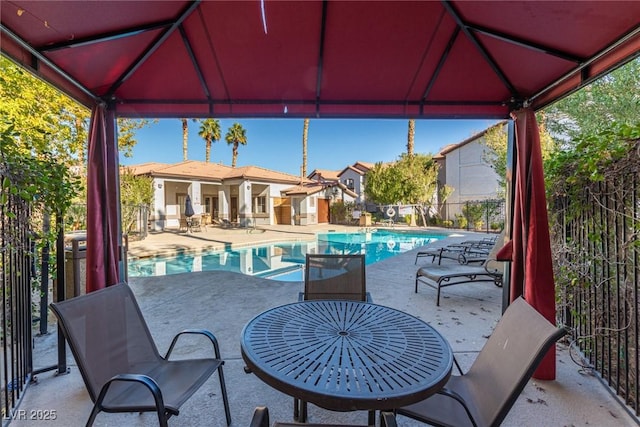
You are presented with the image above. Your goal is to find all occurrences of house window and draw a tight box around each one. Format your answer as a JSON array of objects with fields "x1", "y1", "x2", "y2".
[
  {"x1": 204, "y1": 196, "x2": 219, "y2": 217},
  {"x1": 176, "y1": 193, "x2": 187, "y2": 215},
  {"x1": 309, "y1": 196, "x2": 315, "y2": 207},
  {"x1": 345, "y1": 178, "x2": 354, "y2": 190},
  {"x1": 254, "y1": 196, "x2": 267, "y2": 213}
]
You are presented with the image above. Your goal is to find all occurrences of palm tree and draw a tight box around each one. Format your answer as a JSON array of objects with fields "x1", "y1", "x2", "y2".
[
  {"x1": 198, "y1": 118, "x2": 221, "y2": 163},
  {"x1": 407, "y1": 119, "x2": 415, "y2": 157},
  {"x1": 302, "y1": 118, "x2": 309, "y2": 177},
  {"x1": 225, "y1": 123, "x2": 247, "y2": 167},
  {"x1": 181, "y1": 118, "x2": 189, "y2": 160}
]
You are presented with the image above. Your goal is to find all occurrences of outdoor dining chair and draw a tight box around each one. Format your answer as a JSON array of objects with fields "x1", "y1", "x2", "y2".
[
  {"x1": 296, "y1": 253, "x2": 372, "y2": 422},
  {"x1": 299, "y1": 253, "x2": 371, "y2": 302},
  {"x1": 50, "y1": 282, "x2": 231, "y2": 427},
  {"x1": 250, "y1": 406, "x2": 398, "y2": 427},
  {"x1": 395, "y1": 297, "x2": 567, "y2": 427}
]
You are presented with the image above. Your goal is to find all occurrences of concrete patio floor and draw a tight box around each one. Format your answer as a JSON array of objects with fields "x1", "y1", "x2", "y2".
[{"x1": 15, "y1": 225, "x2": 636, "y2": 426}]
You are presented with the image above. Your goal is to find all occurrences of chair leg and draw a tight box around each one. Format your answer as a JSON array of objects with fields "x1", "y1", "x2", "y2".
[
  {"x1": 217, "y1": 365, "x2": 232, "y2": 426},
  {"x1": 86, "y1": 403, "x2": 102, "y2": 427},
  {"x1": 156, "y1": 409, "x2": 170, "y2": 427}
]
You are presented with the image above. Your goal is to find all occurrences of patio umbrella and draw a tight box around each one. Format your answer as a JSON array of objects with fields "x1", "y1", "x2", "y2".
[
  {"x1": 184, "y1": 195, "x2": 195, "y2": 218},
  {"x1": 498, "y1": 108, "x2": 556, "y2": 380}
]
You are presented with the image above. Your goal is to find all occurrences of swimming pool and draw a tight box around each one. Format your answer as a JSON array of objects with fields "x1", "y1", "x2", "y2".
[{"x1": 128, "y1": 229, "x2": 448, "y2": 281}]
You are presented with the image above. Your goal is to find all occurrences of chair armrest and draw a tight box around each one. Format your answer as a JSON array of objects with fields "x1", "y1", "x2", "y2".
[
  {"x1": 96, "y1": 373, "x2": 166, "y2": 414},
  {"x1": 250, "y1": 406, "x2": 270, "y2": 427},
  {"x1": 483, "y1": 258, "x2": 502, "y2": 275},
  {"x1": 165, "y1": 329, "x2": 222, "y2": 360}
]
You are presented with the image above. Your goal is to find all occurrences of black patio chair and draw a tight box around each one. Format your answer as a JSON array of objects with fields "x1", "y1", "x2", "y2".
[
  {"x1": 296, "y1": 253, "x2": 372, "y2": 423},
  {"x1": 299, "y1": 253, "x2": 371, "y2": 302},
  {"x1": 50, "y1": 282, "x2": 231, "y2": 427},
  {"x1": 395, "y1": 297, "x2": 567, "y2": 427},
  {"x1": 250, "y1": 406, "x2": 398, "y2": 427}
]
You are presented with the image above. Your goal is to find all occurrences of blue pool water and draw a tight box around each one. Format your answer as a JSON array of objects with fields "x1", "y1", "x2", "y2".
[{"x1": 128, "y1": 229, "x2": 448, "y2": 281}]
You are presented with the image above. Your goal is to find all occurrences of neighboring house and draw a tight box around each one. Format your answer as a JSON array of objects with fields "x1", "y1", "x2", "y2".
[
  {"x1": 127, "y1": 160, "x2": 353, "y2": 230},
  {"x1": 281, "y1": 182, "x2": 357, "y2": 226},
  {"x1": 307, "y1": 169, "x2": 340, "y2": 184},
  {"x1": 435, "y1": 121, "x2": 506, "y2": 218},
  {"x1": 337, "y1": 161, "x2": 374, "y2": 208}
]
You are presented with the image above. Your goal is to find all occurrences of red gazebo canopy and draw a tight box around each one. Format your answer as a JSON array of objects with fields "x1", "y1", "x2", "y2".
[
  {"x1": 3, "y1": 0, "x2": 639, "y2": 381},
  {"x1": 2, "y1": 1, "x2": 639, "y2": 119}
]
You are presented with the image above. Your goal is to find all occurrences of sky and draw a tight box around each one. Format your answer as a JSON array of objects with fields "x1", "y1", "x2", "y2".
[{"x1": 120, "y1": 118, "x2": 500, "y2": 176}]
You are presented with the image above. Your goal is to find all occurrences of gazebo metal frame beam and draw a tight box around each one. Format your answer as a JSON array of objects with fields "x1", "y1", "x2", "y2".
[
  {"x1": 0, "y1": 23, "x2": 99, "y2": 103},
  {"x1": 441, "y1": 0, "x2": 519, "y2": 98},
  {"x1": 314, "y1": 0, "x2": 329, "y2": 117},
  {"x1": 466, "y1": 24, "x2": 584, "y2": 63},
  {"x1": 39, "y1": 20, "x2": 175, "y2": 52},
  {"x1": 528, "y1": 24, "x2": 640, "y2": 107},
  {"x1": 178, "y1": 24, "x2": 211, "y2": 110},
  {"x1": 420, "y1": 27, "x2": 460, "y2": 115},
  {"x1": 107, "y1": 0, "x2": 200, "y2": 97}
]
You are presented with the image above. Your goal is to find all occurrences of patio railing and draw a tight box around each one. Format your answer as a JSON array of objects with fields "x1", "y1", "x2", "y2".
[
  {"x1": 0, "y1": 181, "x2": 33, "y2": 423},
  {"x1": 552, "y1": 172, "x2": 640, "y2": 417}
]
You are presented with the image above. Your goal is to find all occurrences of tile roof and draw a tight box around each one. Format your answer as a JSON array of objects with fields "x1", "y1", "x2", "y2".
[
  {"x1": 127, "y1": 160, "x2": 303, "y2": 184},
  {"x1": 282, "y1": 182, "x2": 358, "y2": 198},
  {"x1": 307, "y1": 169, "x2": 341, "y2": 182},
  {"x1": 122, "y1": 162, "x2": 171, "y2": 175},
  {"x1": 226, "y1": 165, "x2": 306, "y2": 184}
]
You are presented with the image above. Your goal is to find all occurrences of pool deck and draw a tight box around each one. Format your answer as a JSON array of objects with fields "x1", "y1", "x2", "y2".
[{"x1": 18, "y1": 224, "x2": 637, "y2": 426}]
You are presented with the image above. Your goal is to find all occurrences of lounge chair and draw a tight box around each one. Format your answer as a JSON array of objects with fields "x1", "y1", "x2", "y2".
[
  {"x1": 250, "y1": 406, "x2": 398, "y2": 427},
  {"x1": 415, "y1": 238, "x2": 504, "y2": 306},
  {"x1": 415, "y1": 244, "x2": 489, "y2": 265},
  {"x1": 396, "y1": 297, "x2": 567, "y2": 427},
  {"x1": 295, "y1": 254, "x2": 372, "y2": 422},
  {"x1": 415, "y1": 232, "x2": 501, "y2": 265},
  {"x1": 50, "y1": 283, "x2": 231, "y2": 427},
  {"x1": 415, "y1": 260, "x2": 503, "y2": 306}
]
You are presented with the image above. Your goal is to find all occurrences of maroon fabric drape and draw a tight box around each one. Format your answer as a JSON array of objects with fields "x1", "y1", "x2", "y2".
[
  {"x1": 86, "y1": 104, "x2": 120, "y2": 292},
  {"x1": 499, "y1": 108, "x2": 557, "y2": 379}
]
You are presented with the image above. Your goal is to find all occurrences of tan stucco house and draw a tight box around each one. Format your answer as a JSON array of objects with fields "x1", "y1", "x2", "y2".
[{"x1": 127, "y1": 161, "x2": 355, "y2": 230}]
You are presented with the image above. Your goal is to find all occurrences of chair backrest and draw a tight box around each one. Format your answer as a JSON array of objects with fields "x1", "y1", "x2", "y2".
[
  {"x1": 303, "y1": 254, "x2": 366, "y2": 301},
  {"x1": 465, "y1": 297, "x2": 566, "y2": 426},
  {"x1": 50, "y1": 283, "x2": 162, "y2": 403}
]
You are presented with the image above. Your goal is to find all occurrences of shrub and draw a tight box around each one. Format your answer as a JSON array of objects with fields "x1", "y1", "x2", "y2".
[{"x1": 455, "y1": 214, "x2": 468, "y2": 229}]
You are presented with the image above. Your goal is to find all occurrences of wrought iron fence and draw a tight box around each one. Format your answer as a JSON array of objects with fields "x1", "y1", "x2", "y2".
[
  {"x1": 551, "y1": 170, "x2": 640, "y2": 416},
  {"x1": 439, "y1": 199, "x2": 505, "y2": 233},
  {"x1": 0, "y1": 180, "x2": 33, "y2": 422},
  {"x1": 67, "y1": 203, "x2": 149, "y2": 240}
]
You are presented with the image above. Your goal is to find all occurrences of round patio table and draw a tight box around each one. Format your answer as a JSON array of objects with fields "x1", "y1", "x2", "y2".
[{"x1": 241, "y1": 300, "x2": 453, "y2": 413}]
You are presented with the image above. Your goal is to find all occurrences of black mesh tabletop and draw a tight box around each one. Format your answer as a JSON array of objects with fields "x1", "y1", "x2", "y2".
[{"x1": 241, "y1": 300, "x2": 453, "y2": 411}]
